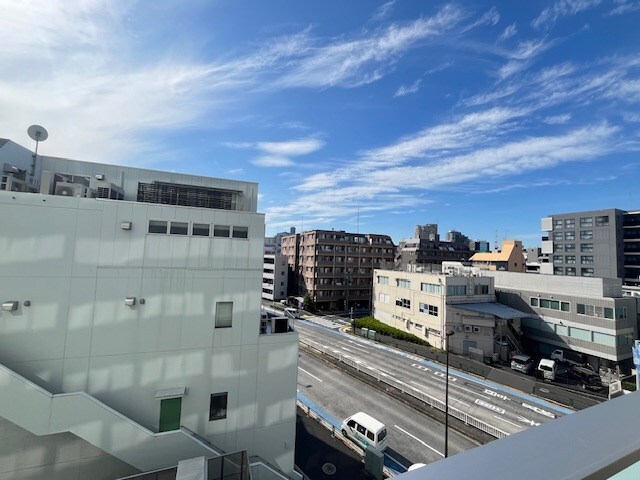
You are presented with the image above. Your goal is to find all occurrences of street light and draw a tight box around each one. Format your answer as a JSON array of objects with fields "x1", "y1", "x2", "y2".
[{"x1": 444, "y1": 330, "x2": 455, "y2": 458}]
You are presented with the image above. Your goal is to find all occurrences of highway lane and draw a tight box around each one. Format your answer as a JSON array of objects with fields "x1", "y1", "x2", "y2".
[
  {"x1": 297, "y1": 347, "x2": 482, "y2": 467},
  {"x1": 295, "y1": 317, "x2": 572, "y2": 437}
]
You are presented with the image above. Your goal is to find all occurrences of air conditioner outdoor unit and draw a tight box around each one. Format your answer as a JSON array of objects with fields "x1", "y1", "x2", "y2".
[{"x1": 55, "y1": 182, "x2": 95, "y2": 198}]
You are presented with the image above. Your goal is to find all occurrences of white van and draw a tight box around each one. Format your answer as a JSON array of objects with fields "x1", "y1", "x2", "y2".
[
  {"x1": 510, "y1": 354, "x2": 535, "y2": 375},
  {"x1": 537, "y1": 358, "x2": 557, "y2": 381},
  {"x1": 341, "y1": 412, "x2": 388, "y2": 451}
]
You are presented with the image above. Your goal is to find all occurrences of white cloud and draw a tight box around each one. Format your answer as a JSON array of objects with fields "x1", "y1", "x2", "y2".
[
  {"x1": 498, "y1": 24, "x2": 518, "y2": 42},
  {"x1": 370, "y1": 0, "x2": 396, "y2": 23},
  {"x1": 608, "y1": 1, "x2": 640, "y2": 15},
  {"x1": 532, "y1": 0, "x2": 602, "y2": 30},
  {"x1": 252, "y1": 155, "x2": 295, "y2": 167},
  {"x1": 257, "y1": 138, "x2": 325, "y2": 156},
  {"x1": 543, "y1": 113, "x2": 572, "y2": 124},
  {"x1": 461, "y1": 7, "x2": 500, "y2": 33},
  {"x1": 394, "y1": 79, "x2": 421, "y2": 97}
]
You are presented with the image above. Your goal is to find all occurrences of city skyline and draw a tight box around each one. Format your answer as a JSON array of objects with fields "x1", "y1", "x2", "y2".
[{"x1": 1, "y1": 0, "x2": 639, "y2": 245}]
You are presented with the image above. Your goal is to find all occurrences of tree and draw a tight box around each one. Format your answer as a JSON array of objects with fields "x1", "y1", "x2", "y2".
[{"x1": 303, "y1": 293, "x2": 316, "y2": 312}]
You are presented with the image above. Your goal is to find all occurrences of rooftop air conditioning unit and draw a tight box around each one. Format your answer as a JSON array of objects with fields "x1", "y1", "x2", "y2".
[{"x1": 55, "y1": 182, "x2": 95, "y2": 198}]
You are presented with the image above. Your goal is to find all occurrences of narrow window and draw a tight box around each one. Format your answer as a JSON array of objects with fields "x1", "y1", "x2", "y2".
[
  {"x1": 209, "y1": 392, "x2": 228, "y2": 421},
  {"x1": 170, "y1": 222, "x2": 188, "y2": 235},
  {"x1": 232, "y1": 226, "x2": 248, "y2": 239},
  {"x1": 214, "y1": 225, "x2": 231, "y2": 238},
  {"x1": 215, "y1": 301, "x2": 233, "y2": 328},
  {"x1": 193, "y1": 223, "x2": 210, "y2": 236},
  {"x1": 149, "y1": 220, "x2": 168, "y2": 234}
]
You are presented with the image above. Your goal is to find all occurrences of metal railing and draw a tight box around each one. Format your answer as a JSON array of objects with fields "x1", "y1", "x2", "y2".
[{"x1": 300, "y1": 339, "x2": 509, "y2": 439}]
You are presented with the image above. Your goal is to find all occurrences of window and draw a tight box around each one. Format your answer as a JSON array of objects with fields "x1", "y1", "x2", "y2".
[
  {"x1": 159, "y1": 397, "x2": 182, "y2": 432},
  {"x1": 580, "y1": 243, "x2": 594, "y2": 252},
  {"x1": 554, "y1": 243, "x2": 564, "y2": 252},
  {"x1": 616, "y1": 307, "x2": 627, "y2": 320},
  {"x1": 564, "y1": 231, "x2": 575, "y2": 241},
  {"x1": 213, "y1": 225, "x2": 230, "y2": 237},
  {"x1": 581, "y1": 268, "x2": 594, "y2": 277},
  {"x1": 377, "y1": 276, "x2": 389, "y2": 285},
  {"x1": 595, "y1": 215, "x2": 609, "y2": 227},
  {"x1": 565, "y1": 244, "x2": 575, "y2": 252},
  {"x1": 474, "y1": 284, "x2": 489, "y2": 295},
  {"x1": 396, "y1": 278, "x2": 411, "y2": 288},
  {"x1": 566, "y1": 267, "x2": 576, "y2": 276},
  {"x1": 378, "y1": 293, "x2": 389, "y2": 304},
  {"x1": 367, "y1": 430, "x2": 375, "y2": 441},
  {"x1": 419, "y1": 303, "x2": 438, "y2": 316},
  {"x1": 232, "y1": 226, "x2": 248, "y2": 238},
  {"x1": 581, "y1": 256, "x2": 594, "y2": 264},
  {"x1": 580, "y1": 217, "x2": 593, "y2": 227},
  {"x1": 554, "y1": 267, "x2": 564, "y2": 275},
  {"x1": 565, "y1": 255, "x2": 576, "y2": 264},
  {"x1": 561, "y1": 302, "x2": 570, "y2": 312},
  {"x1": 420, "y1": 283, "x2": 442, "y2": 294},
  {"x1": 577, "y1": 303, "x2": 585, "y2": 315},
  {"x1": 148, "y1": 220, "x2": 168, "y2": 234},
  {"x1": 192, "y1": 223, "x2": 210, "y2": 236},
  {"x1": 564, "y1": 218, "x2": 575, "y2": 228},
  {"x1": 215, "y1": 301, "x2": 233, "y2": 328},
  {"x1": 604, "y1": 307, "x2": 614, "y2": 319},
  {"x1": 530, "y1": 297, "x2": 539, "y2": 307},
  {"x1": 553, "y1": 255, "x2": 563, "y2": 264},
  {"x1": 447, "y1": 285, "x2": 466, "y2": 296},
  {"x1": 553, "y1": 232, "x2": 563, "y2": 241},
  {"x1": 540, "y1": 299, "x2": 551, "y2": 308},
  {"x1": 593, "y1": 332, "x2": 615, "y2": 347},
  {"x1": 569, "y1": 327, "x2": 591, "y2": 341},
  {"x1": 580, "y1": 230, "x2": 593, "y2": 240},
  {"x1": 553, "y1": 219, "x2": 563, "y2": 228},
  {"x1": 396, "y1": 298, "x2": 410, "y2": 309},
  {"x1": 209, "y1": 393, "x2": 228, "y2": 420},
  {"x1": 473, "y1": 326, "x2": 480, "y2": 333},
  {"x1": 170, "y1": 221, "x2": 188, "y2": 235}
]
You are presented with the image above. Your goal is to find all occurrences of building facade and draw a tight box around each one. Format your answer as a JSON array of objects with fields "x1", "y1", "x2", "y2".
[
  {"x1": 372, "y1": 269, "x2": 528, "y2": 361},
  {"x1": 490, "y1": 271, "x2": 637, "y2": 373},
  {"x1": 469, "y1": 240, "x2": 525, "y2": 272},
  {"x1": 281, "y1": 230, "x2": 395, "y2": 311},
  {"x1": 0, "y1": 139, "x2": 298, "y2": 478},
  {"x1": 262, "y1": 253, "x2": 289, "y2": 301}
]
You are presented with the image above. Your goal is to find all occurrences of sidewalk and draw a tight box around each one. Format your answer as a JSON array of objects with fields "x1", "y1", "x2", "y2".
[{"x1": 295, "y1": 407, "x2": 368, "y2": 480}]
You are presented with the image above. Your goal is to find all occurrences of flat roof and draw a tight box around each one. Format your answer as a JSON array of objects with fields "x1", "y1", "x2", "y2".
[{"x1": 454, "y1": 302, "x2": 530, "y2": 319}]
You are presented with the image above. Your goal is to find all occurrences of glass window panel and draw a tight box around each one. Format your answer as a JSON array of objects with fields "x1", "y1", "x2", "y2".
[
  {"x1": 193, "y1": 223, "x2": 210, "y2": 236},
  {"x1": 215, "y1": 301, "x2": 233, "y2": 328},
  {"x1": 213, "y1": 225, "x2": 230, "y2": 237},
  {"x1": 148, "y1": 220, "x2": 168, "y2": 234},
  {"x1": 170, "y1": 222, "x2": 188, "y2": 235},
  {"x1": 232, "y1": 226, "x2": 248, "y2": 238}
]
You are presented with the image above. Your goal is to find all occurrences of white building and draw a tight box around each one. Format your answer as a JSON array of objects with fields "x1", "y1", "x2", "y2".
[
  {"x1": 263, "y1": 253, "x2": 289, "y2": 301},
  {"x1": 372, "y1": 269, "x2": 528, "y2": 361},
  {"x1": 0, "y1": 138, "x2": 298, "y2": 479}
]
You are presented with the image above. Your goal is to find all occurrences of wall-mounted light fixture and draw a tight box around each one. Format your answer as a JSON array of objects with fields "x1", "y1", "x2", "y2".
[
  {"x1": 139, "y1": 298, "x2": 146, "y2": 305},
  {"x1": 2, "y1": 301, "x2": 18, "y2": 311},
  {"x1": 24, "y1": 300, "x2": 31, "y2": 307},
  {"x1": 120, "y1": 221, "x2": 132, "y2": 230},
  {"x1": 125, "y1": 297, "x2": 136, "y2": 306}
]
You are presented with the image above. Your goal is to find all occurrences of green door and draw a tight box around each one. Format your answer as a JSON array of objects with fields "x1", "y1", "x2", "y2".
[{"x1": 159, "y1": 397, "x2": 182, "y2": 432}]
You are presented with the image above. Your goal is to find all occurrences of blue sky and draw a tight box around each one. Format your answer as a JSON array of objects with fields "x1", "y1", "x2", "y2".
[{"x1": 1, "y1": 1, "x2": 639, "y2": 246}]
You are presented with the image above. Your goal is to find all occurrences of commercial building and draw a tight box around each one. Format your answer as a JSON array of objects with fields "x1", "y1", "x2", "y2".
[
  {"x1": 490, "y1": 271, "x2": 637, "y2": 374},
  {"x1": 281, "y1": 230, "x2": 395, "y2": 311},
  {"x1": 372, "y1": 268, "x2": 528, "y2": 361},
  {"x1": 0, "y1": 138, "x2": 298, "y2": 478},
  {"x1": 469, "y1": 240, "x2": 525, "y2": 272},
  {"x1": 395, "y1": 225, "x2": 475, "y2": 272},
  {"x1": 539, "y1": 208, "x2": 640, "y2": 286}
]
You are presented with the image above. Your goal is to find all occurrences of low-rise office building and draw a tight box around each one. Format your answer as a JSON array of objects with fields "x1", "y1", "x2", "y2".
[
  {"x1": 262, "y1": 253, "x2": 289, "y2": 301},
  {"x1": 0, "y1": 138, "x2": 298, "y2": 478},
  {"x1": 469, "y1": 240, "x2": 525, "y2": 272}
]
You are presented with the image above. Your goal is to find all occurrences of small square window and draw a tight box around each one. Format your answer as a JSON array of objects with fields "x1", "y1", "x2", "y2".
[
  {"x1": 215, "y1": 301, "x2": 233, "y2": 328},
  {"x1": 214, "y1": 225, "x2": 231, "y2": 238},
  {"x1": 193, "y1": 223, "x2": 210, "y2": 236},
  {"x1": 209, "y1": 392, "x2": 228, "y2": 421},
  {"x1": 170, "y1": 222, "x2": 188, "y2": 235},
  {"x1": 232, "y1": 226, "x2": 248, "y2": 239}
]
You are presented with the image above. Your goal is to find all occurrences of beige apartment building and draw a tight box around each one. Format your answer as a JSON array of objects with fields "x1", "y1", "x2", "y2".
[
  {"x1": 281, "y1": 230, "x2": 395, "y2": 311},
  {"x1": 469, "y1": 239, "x2": 525, "y2": 272}
]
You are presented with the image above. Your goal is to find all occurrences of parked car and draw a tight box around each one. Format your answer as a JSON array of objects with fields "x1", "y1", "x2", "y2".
[{"x1": 510, "y1": 354, "x2": 535, "y2": 375}]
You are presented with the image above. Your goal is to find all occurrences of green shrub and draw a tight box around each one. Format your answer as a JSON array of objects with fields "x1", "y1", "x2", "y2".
[{"x1": 354, "y1": 316, "x2": 429, "y2": 346}]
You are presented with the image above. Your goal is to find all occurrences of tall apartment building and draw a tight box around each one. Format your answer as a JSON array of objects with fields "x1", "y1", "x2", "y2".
[
  {"x1": 372, "y1": 268, "x2": 528, "y2": 361},
  {"x1": 262, "y1": 253, "x2": 289, "y2": 301},
  {"x1": 395, "y1": 224, "x2": 474, "y2": 271},
  {"x1": 490, "y1": 271, "x2": 637, "y2": 373},
  {"x1": 0, "y1": 139, "x2": 298, "y2": 478},
  {"x1": 281, "y1": 230, "x2": 395, "y2": 311},
  {"x1": 539, "y1": 208, "x2": 640, "y2": 286}
]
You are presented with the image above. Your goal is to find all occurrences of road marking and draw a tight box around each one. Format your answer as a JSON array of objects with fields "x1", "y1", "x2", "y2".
[
  {"x1": 452, "y1": 398, "x2": 471, "y2": 408},
  {"x1": 475, "y1": 399, "x2": 506, "y2": 415},
  {"x1": 394, "y1": 425, "x2": 444, "y2": 458},
  {"x1": 433, "y1": 371, "x2": 457, "y2": 381},
  {"x1": 484, "y1": 389, "x2": 509, "y2": 401},
  {"x1": 409, "y1": 380, "x2": 430, "y2": 391},
  {"x1": 521, "y1": 402, "x2": 556, "y2": 419},
  {"x1": 517, "y1": 415, "x2": 541, "y2": 427},
  {"x1": 412, "y1": 363, "x2": 432, "y2": 372},
  {"x1": 493, "y1": 415, "x2": 521, "y2": 428},
  {"x1": 432, "y1": 378, "x2": 491, "y2": 399},
  {"x1": 298, "y1": 367, "x2": 323, "y2": 383}
]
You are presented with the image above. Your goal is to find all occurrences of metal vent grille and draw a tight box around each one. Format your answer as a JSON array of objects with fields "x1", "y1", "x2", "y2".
[{"x1": 137, "y1": 181, "x2": 240, "y2": 210}]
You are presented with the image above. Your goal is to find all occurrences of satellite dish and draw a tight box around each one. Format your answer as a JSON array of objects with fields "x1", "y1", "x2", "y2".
[{"x1": 28, "y1": 125, "x2": 48, "y2": 142}]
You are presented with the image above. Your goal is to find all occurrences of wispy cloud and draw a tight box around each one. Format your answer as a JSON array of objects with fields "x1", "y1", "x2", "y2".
[
  {"x1": 499, "y1": 38, "x2": 556, "y2": 79},
  {"x1": 532, "y1": 0, "x2": 602, "y2": 30},
  {"x1": 370, "y1": 0, "x2": 396, "y2": 23},
  {"x1": 425, "y1": 61, "x2": 454, "y2": 74},
  {"x1": 608, "y1": 0, "x2": 640, "y2": 15},
  {"x1": 498, "y1": 23, "x2": 518, "y2": 42},
  {"x1": 543, "y1": 113, "x2": 572, "y2": 124},
  {"x1": 223, "y1": 137, "x2": 325, "y2": 167},
  {"x1": 394, "y1": 79, "x2": 422, "y2": 97}
]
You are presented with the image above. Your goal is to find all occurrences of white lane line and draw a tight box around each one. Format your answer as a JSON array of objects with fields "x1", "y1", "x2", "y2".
[
  {"x1": 298, "y1": 367, "x2": 323, "y2": 383},
  {"x1": 394, "y1": 425, "x2": 444, "y2": 458},
  {"x1": 409, "y1": 380, "x2": 430, "y2": 391},
  {"x1": 432, "y1": 378, "x2": 491, "y2": 399},
  {"x1": 493, "y1": 415, "x2": 521, "y2": 428},
  {"x1": 452, "y1": 398, "x2": 471, "y2": 408}
]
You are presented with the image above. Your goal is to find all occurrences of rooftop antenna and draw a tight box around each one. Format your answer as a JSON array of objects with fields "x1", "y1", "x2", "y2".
[{"x1": 27, "y1": 124, "x2": 48, "y2": 177}]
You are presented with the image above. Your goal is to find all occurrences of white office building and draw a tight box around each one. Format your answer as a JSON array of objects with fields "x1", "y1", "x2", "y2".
[
  {"x1": 262, "y1": 253, "x2": 289, "y2": 301},
  {"x1": 0, "y1": 138, "x2": 298, "y2": 479}
]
